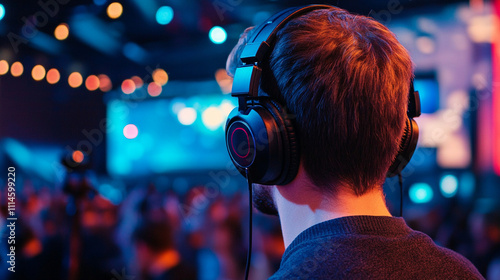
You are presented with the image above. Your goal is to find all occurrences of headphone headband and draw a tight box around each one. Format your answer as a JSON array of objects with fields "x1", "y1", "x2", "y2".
[
  {"x1": 408, "y1": 81, "x2": 421, "y2": 118},
  {"x1": 240, "y1": 5, "x2": 333, "y2": 64},
  {"x1": 232, "y1": 5, "x2": 333, "y2": 112}
]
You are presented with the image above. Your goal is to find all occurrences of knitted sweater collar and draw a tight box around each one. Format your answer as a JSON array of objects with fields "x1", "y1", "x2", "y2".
[{"x1": 283, "y1": 215, "x2": 411, "y2": 261}]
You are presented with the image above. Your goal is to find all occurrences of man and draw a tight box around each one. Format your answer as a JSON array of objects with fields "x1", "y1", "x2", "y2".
[{"x1": 226, "y1": 6, "x2": 484, "y2": 279}]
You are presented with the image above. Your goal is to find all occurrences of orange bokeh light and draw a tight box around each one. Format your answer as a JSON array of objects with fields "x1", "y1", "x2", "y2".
[
  {"x1": 107, "y1": 2, "x2": 123, "y2": 19},
  {"x1": 121, "y1": 79, "x2": 135, "y2": 94},
  {"x1": 98, "y1": 74, "x2": 112, "y2": 92},
  {"x1": 85, "y1": 75, "x2": 100, "y2": 91},
  {"x1": 46, "y1": 68, "x2": 60, "y2": 84},
  {"x1": 10, "y1": 61, "x2": 23, "y2": 77},
  {"x1": 0, "y1": 60, "x2": 9, "y2": 75},
  {"x1": 72, "y1": 150, "x2": 84, "y2": 163},
  {"x1": 152, "y1": 69, "x2": 169, "y2": 85},
  {"x1": 215, "y1": 68, "x2": 233, "y2": 94},
  {"x1": 147, "y1": 82, "x2": 162, "y2": 97},
  {"x1": 68, "y1": 72, "x2": 83, "y2": 88},
  {"x1": 31, "y1": 65, "x2": 46, "y2": 81},
  {"x1": 54, "y1": 23, "x2": 69, "y2": 40}
]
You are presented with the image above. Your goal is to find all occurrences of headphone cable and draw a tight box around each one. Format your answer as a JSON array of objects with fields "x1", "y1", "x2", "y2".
[{"x1": 244, "y1": 168, "x2": 253, "y2": 280}]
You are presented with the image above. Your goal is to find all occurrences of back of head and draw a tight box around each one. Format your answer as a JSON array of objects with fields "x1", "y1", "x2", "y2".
[{"x1": 266, "y1": 7, "x2": 413, "y2": 195}]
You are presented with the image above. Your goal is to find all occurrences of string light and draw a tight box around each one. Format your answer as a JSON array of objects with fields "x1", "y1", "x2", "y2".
[
  {"x1": 31, "y1": 65, "x2": 46, "y2": 81},
  {"x1": 10, "y1": 61, "x2": 23, "y2": 77},
  {"x1": 68, "y1": 72, "x2": 83, "y2": 88},
  {"x1": 85, "y1": 75, "x2": 100, "y2": 91},
  {"x1": 0, "y1": 58, "x2": 181, "y2": 95},
  {"x1": 0, "y1": 60, "x2": 9, "y2": 75},
  {"x1": 46, "y1": 68, "x2": 60, "y2": 84}
]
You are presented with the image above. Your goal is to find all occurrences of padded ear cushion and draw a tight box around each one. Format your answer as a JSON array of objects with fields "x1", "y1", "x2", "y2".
[
  {"x1": 262, "y1": 99, "x2": 300, "y2": 185},
  {"x1": 387, "y1": 117, "x2": 419, "y2": 177}
]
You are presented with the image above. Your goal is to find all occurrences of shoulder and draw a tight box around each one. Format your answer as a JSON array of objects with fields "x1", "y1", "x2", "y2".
[
  {"x1": 268, "y1": 223, "x2": 484, "y2": 280},
  {"x1": 421, "y1": 239, "x2": 483, "y2": 279},
  {"x1": 268, "y1": 235, "x2": 354, "y2": 279}
]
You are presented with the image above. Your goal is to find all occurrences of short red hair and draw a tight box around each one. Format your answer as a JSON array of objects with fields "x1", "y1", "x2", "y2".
[
  {"x1": 269, "y1": 8, "x2": 413, "y2": 195},
  {"x1": 226, "y1": 7, "x2": 414, "y2": 195}
]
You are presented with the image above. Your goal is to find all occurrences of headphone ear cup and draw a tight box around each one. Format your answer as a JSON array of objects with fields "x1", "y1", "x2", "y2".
[
  {"x1": 387, "y1": 117, "x2": 419, "y2": 177},
  {"x1": 225, "y1": 103, "x2": 286, "y2": 184},
  {"x1": 225, "y1": 99, "x2": 300, "y2": 185},
  {"x1": 264, "y1": 100, "x2": 300, "y2": 185}
]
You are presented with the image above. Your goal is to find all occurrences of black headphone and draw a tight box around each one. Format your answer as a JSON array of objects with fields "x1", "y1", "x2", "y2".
[{"x1": 225, "y1": 5, "x2": 421, "y2": 185}]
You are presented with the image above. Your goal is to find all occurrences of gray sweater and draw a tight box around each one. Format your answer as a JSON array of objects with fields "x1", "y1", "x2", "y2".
[{"x1": 268, "y1": 215, "x2": 483, "y2": 279}]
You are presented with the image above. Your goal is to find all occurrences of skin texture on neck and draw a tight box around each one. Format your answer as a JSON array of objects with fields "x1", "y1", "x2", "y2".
[{"x1": 272, "y1": 165, "x2": 392, "y2": 249}]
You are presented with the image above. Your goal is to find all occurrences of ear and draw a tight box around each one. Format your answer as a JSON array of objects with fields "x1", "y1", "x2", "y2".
[{"x1": 226, "y1": 27, "x2": 255, "y2": 77}]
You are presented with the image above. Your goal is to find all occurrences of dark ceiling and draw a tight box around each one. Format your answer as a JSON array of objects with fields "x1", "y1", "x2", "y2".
[{"x1": 1, "y1": 0, "x2": 469, "y2": 81}]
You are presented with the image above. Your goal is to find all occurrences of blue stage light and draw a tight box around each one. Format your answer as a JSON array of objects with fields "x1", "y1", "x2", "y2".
[
  {"x1": 0, "y1": 4, "x2": 5, "y2": 21},
  {"x1": 409, "y1": 183, "x2": 433, "y2": 204},
  {"x1": 209, "y1": 26, "x2": 227, "y2": 44},
  {"x1": 440, "y1": 174, "x2": 458, "y2": 198},
  {"x1": 156, "y1": 6, "x2": 174, "y2": 25}
]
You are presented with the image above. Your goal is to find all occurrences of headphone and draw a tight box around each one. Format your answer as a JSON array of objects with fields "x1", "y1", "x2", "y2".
[{"x1": 225, "y1": 5, "x2": 421, "y2": 185}]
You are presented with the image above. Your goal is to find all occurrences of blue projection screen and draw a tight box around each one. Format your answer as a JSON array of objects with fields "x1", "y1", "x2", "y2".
[
  {"x1": 414, "y1": 78, "x2": 439, "y2": 114},
  {"x1": 106, "y1": 96, "x2": 236, "y2": 177}
]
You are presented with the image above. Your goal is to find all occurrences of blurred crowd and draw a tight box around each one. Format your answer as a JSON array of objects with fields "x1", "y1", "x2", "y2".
[{"x1": 1, "y1": 173, "x2": 499, "y2": 280}]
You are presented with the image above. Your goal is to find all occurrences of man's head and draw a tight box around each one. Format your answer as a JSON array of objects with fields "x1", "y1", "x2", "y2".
[{"x1": 227, "y1": 7, "x2": 413, "y2": 210}]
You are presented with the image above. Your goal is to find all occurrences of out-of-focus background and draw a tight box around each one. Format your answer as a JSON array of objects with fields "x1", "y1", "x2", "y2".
[{"x1": 0, "y1": 0, "x2": 499, "y2": 279}]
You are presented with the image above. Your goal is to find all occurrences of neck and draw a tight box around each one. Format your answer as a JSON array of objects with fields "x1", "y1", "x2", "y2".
[{"x1": 273, "y1": 172, "x2": 391, "y2": 248}]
